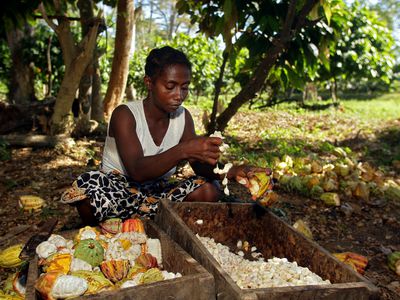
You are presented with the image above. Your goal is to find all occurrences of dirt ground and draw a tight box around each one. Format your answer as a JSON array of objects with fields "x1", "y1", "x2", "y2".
[{"x1": 0, "y1": 139, "x2": 399, "y2": 299}]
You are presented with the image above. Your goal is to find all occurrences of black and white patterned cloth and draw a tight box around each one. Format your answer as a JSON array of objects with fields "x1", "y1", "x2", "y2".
[{"x1": 61, "y1": 170, "x2": 206, "y2": 221}]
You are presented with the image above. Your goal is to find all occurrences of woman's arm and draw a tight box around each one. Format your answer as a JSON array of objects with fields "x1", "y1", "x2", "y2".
[
  {"x1": 180, "y1": 110, "x2": 272, "y2": 182},
  {"x1": 110, "y1": 106, "x2": 222, "y2": 182},
  {"x1": 181, "y1": 109, "x2": 224, "y2": 180}
]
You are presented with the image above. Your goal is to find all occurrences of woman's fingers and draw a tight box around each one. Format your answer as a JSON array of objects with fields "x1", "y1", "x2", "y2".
[{"x1": 208, "y1": 137, "x2": 223, "y2": 146}]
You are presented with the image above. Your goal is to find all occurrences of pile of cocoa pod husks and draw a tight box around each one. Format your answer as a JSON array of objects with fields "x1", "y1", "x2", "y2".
[
  {"x1": 271, "y1": 147, "x2": 400, "y2": 207},
  {"x1": 32, "y1": 218, "x2": 182, "y2": 299},
  {"x1": 0, "y1": 218, "x2": 182, "y2": 299}
]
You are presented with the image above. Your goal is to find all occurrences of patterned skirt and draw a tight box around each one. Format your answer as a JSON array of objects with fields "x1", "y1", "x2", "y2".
[{"x1": 61, "y1": 170, "x2": 206, "y2": 221}]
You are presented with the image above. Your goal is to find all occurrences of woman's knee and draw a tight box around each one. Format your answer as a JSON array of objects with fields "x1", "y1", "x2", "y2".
[
  {"x1": 185, "y1": 181, "x2": 220, "y2": 202},
  {"x1": 74, "y1": 199, "x2": 98, "y2": 226}
]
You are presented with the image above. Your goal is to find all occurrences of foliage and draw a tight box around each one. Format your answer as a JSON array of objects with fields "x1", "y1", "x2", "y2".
[
  {"x1": 177, "y1": 0, "x2": 340, "y2": 132},
  {"x1": 0, "y1": 138, "x2": 11, "y2": 161},
  {"x1": 0, "y1": 40, "x2": 11, "y2": 96},
  {"x1": 322, "y1": 1, "x2": 396, "y2": 92},
  {"x1": 0, "y1": 0, "x2": 42, "y2": 35},
  {"x1": 128, "y1": 33, "x2": 223, "y2": 100},
  {"x1": 248, "y1": 0, "x2": 396, "y2": 107},
  {"x1": 166, "y1": 33, "x2": 223, "y2": 100},
  {"x1": 178, "y1": 0, "x2": 397, "y2": 113},
  {"x1": 19, "y1": 23, "x2": 65, "y2": 98}
]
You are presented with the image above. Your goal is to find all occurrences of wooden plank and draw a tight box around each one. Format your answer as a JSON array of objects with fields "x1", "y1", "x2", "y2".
[
  {"x1": 0, "y1": 225, "x2": 32, "y2": 248},
  {"x1": 155, "y1": 200, "x2": 380, "y2": 300},
  {"x1": 25, "y1": 220, "x2": 215, "y2": 300}
]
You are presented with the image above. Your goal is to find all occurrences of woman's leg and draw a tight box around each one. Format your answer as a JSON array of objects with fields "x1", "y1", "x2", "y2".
[
  {"x1": 74, "y1": 199, "x2": 98, "y2": 226},
  {"x1": 184, "y1": 181, "x2": 220, "y2": 202}
]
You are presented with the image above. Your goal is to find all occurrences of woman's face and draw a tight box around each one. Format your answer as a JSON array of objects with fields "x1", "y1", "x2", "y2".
[{"x1": 148, "y1": 64, "x2": 191, "y2": 113}]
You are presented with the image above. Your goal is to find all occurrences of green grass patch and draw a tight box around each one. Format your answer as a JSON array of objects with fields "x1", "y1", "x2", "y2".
[{"x1": 341, "y1": 92, "x2": 400, "y2": 121}]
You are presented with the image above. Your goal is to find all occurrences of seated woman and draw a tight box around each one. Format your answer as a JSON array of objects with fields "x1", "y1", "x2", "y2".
[{"x1": 61, "y1": 46, "x2": 270, "y2": 225}]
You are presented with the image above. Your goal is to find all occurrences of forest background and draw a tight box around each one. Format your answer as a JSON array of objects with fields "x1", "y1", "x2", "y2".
[{"x1": 0, "y1": 0, "x2": 399, "y2": 299}]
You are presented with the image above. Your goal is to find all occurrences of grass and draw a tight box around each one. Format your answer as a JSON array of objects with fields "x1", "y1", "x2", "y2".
[{"x1": 340, "y1": 92, "x2": 400, "y2": 121}]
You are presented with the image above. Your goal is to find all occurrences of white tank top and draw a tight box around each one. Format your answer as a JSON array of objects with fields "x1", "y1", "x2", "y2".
[{"x1": 101, "y1": 100, "x2": 186, "y2": 180}]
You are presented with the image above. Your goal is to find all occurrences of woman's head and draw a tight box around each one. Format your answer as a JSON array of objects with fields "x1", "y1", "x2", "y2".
[{"x1": 145, "y1": 46, "x2": 192, "y2": 81}]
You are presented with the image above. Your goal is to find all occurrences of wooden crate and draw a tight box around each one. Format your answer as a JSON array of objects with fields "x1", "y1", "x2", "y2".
[
  {"x1": 25, "y1": 220, "x2": 215, "y2": 300},
  {"x1": 155, "y1": 200, "x2": 380, "y2": 300}
]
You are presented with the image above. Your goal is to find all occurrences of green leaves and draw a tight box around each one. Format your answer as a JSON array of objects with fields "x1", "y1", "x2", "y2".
[
  {"x1": 128, "y1": 33, "x2": 223, "y2": 100},
  {"x1": 322, "y1": 1, "x2": 332, "y2": 25}
]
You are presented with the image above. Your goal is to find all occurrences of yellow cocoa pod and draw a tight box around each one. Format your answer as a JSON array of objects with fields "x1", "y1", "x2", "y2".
[
  {"x1": 293, "y1": 219, "x2": 313, "y2": 239},
  {"x1": 320, "y1": 192, "x2": 340, "y2": 206},
  {"x1": 18, "y1": 195, "x2": 45, "y2": 211},
  {"x1": 0, "y1": 244, "x2": 25, "y2": 268}
]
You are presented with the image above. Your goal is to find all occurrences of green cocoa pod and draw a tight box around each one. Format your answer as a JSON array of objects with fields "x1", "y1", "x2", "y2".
[
  {"x1": 388, "y1": 251, "x2": 400, "y2": 276},
  {"x1": 74, "y1": 239, "x2": 104, "y2": 267}
]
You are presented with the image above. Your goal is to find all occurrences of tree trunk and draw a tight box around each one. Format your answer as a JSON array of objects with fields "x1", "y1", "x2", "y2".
[
  {"x1": 214, "y1": 0, "x2": 319, "y2": 132},
  {"x1": 45, "y1": 35, "x2": 53, "y2": 97},
  {"x1": 125, "y1": 6, "x2": 142, "y2": 103},
  {"x1": 49, "y1": 23, "x2": 100, "y2": 135},
  {"x1": 103, "y1": 0, "x2": 135, "y2": 119},
  {"x1": 207, "y1": 50, "x2": 229, "y2": 134},
  {"x1": 39, "y1": 3, "x2": 101, "y2": 135},
  {"x1": 215, "y1": 44, "x2": 285, "y2": 131},
  {"x1": 168, "y1": 2, "x2": 176, "y2": 40},
  {"x1": 6, "y1": 23, "x2": 35, "y2": 105},
  {"x1": 75, "y1": 0, "x2": 95, "y2": 135},
  {"x1": 125, "y1": 85, "x2": 136, "y2": 101},
  {"x1": 331, "y1": 77, "x2": 338, "y2": 105},
  {"x1": 91, "y1": 51, "x2": 104, "y2": 123}
]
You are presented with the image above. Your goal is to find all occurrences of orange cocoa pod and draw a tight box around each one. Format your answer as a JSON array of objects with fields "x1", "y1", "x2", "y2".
[
  {"x1": 135, "y1": 253, "x2": 158, "y2": 269},
  {"x1": 121, "y1": 218, "x2": 145, "y2": 233},
  {"x1": 345, "y1": 252, "x2": 368, "y2": 274},
  {"x1": 100, "y1": 260, "x2": 130, "y2": 283},
  {"x1": 333, "y1": 252, "x2": 368, "y2": 274}
]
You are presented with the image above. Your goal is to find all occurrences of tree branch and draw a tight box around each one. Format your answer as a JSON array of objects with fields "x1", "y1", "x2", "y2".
[
  {"x1": 33, "y1": 14, "x2": 81, "y2": 21},
  {"x1": 77, "y1": 12, "x2": 102, "y2": 54},
  {"x1": 38, "y1": 3, "x2": 59, "y2": 33},
  {"x1": 215, "y1": 0, "x2": 321, "y2": 131}
]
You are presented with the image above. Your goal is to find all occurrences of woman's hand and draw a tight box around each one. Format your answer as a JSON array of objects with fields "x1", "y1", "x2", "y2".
[
  {"x1": 184, "y1": 136, "x2": 223, "y2": 165},
  {"x1": 227, "y1": 165, "x2": 272, "y2": 185},
  {"x1": 228, "y1": 165, "x2": 274, "y2": 200}
]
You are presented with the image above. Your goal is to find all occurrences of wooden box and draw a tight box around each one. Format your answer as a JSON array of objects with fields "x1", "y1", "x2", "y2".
[
  {"x1": 25, "y1": 220, "x2": 215, "y2": 300},
  {"x1": 155, "y1": 200, "x2": 379, "y2": 300}
]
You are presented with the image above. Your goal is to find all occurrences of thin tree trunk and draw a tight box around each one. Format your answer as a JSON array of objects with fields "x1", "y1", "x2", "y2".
[
  {"x1": 91, "y1": 51, "x2": 104, "y2": 122},
  {"x1": 103, "y1": 0, "x2": 135, "y2": 119},
  {"x1": 75, "y1": 0, "x2": 95, "y2": 135},
  {"x1": 125, "y1": 6, "x2": 142, "y2": 103},
  {"x1": 207, "y1": 50, "x2": 229, "y2": 134},
  {"x1": 45, "y1": 35, "x2": 53, "y2": 97},
  {"x1": 168, "y1": 2, "x2": 176, "y2": 40},
  {"x1": 6, "y1": 23, "x2": 35, "y2": 105},
  {"x1": 125, "y1": 85, "x2": 136, "y2": 101},
  {"x1": 331, "y1": 77, "x2": 338, "y2": 105},
  {"x1": 148, "y1": 1, "x2": 153, "y2": 34}
]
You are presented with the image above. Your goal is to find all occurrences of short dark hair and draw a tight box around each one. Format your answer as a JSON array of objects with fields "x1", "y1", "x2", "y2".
[{"x1": 145, "y1": 46, "x2": 192, "y2": 80}]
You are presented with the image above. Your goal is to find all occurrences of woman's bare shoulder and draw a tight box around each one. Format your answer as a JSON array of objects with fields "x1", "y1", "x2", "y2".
[{"x1": 109, "y1": 105, "x2": 136, "y2": 136}]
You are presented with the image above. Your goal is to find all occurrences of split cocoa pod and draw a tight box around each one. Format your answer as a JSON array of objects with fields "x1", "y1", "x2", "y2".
[
  {"x1": 333, "y1": 252, "x2": 368, "y2": 274},
  {"x1": 237, "y1": 171, "x2": 277, "y2": 206}
]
